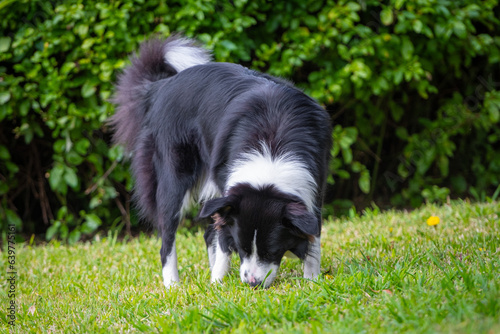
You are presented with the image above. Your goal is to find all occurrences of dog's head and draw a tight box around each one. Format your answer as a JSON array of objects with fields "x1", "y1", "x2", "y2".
[{"x1": 199, "y1": 183, "x2": 318, "y2": 288}]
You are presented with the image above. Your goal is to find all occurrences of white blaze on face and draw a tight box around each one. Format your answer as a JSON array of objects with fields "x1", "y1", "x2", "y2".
[{"x1": 240, "y1": 231, "x2": 279, "y2": 288}]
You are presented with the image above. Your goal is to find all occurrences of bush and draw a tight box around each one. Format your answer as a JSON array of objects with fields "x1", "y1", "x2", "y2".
[{"x1": 1, "y1": 0, "x2": 499, "y2": 241}]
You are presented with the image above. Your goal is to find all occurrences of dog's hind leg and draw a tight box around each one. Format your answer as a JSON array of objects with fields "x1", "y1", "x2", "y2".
[
  {"x1": 157, "y1": 193, "x2": 184, "y2": 288},
  {"x1": 156, "y1": 161, "x2": 198, "y2": 288},
  {"x1": 159, "y1": 212, "x2": 181, "y2": 288}
]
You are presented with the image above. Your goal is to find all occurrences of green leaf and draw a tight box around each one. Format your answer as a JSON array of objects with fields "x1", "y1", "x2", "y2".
[
  {"x1": 45, "y1": 221, "x2": 60, "y2": 241},
  {"x1": 395, "y1": 127, "x2": 409, "y2": 140},
  {"x1": 453, "y1": 21, "x2": 467, "y2": 39},
  {"x1": 54, "y1": 139, "x2": 66, "y2": 154},
  {"x1": 109, "y1": 145, "x2": 124, "y2": 161},
  {"x1": 5, "y1": 161, "x2": 19, "y2": 174},
  {"x1": 5, "y1": 209, "x2": 22, "y2": 228},
  {"x1": 412, "y1": 20, "x2": 423, "y2": 33},
  {"x1": 0, "y1": 36, "x2": 11, "y2": 52},
  {"x1": 401, "y1": 37, "x2": 414, "y2": 61},
  {"x1": 75, "y1": 138, "x2": 90, "y2": 155},
  {"x1": 19, "y1": 100, "x2": 30, "y2": 116},
  {"x1": 393, "y1": 68, "x2": 404, "y2": 85},
  {"x1": 59, "y1": 223, "x2": 69, "y2": 239},
  {"x1": 484, "y1": 91, "x2": 500, "y2": 123},
  {"x1": 380, "y1": 8, "x2": 394, "y2": 26},
  {"x1": 220, "y1": 40, "x2": 237, "y2": 51},
  {"x1": 437, "y1": 155, "x2": 449, "y2": 177},
  {"x1": 64, "y1": 167, "x2": 78, "y2": 189},
  {"x1": 75, "y1": 24, "x2": 89, "y2": 37},
  {"x1": 336, "y1": 169, "x2": 350, "y2": 179},
  {"x1": 0, "y1": 145, "x2": 10, "y2": 160},
  {"x1": 351, "y1": 161, "x2": 362, "y2": 173},
  {"x1": 66, "y1": 151, "x2": 84, "y2": 165},
  {"x1": 68, "y1": 229, "x2": 81, "y2": 244},
  {"x1": 0, "y1": 91, "x2": 11, "y2": 105},
  {"x1": 84, "y1": 214, "x2": 102, "y2": 232},
  {"x1": 81, "y1": 81, "x2": 96, "y2": 98},
  {"x1": 394, "y1": 0, "x2": 405, "y2": 10},
  {"x1": 89, "y1": 196, "x2": 102, "y2": 209},
  {"x1": 342, "y1": 147, "x2": 353, "y2": 164},
  {"x1": 390, "y1": 102, "x2": 404, "y2": 122},
  {"x1": 344, "y1": 127, "x2": 358, "y2": 141},
  {"x1": 359, "y1": 170, "x2": 371, "y2": 194},
  {"x1": 49, "y1": 164, "x2": 65, "y2": 191}
]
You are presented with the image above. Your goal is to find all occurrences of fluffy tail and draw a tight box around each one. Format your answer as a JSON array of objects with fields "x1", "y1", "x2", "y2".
[{"x1": 109, "y1": 35, "x2": 211, "y2": 151}]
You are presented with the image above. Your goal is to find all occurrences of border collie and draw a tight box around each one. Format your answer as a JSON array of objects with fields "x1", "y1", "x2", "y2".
[{"x1": 111, "y1": 35, "x2": 331, "y2": 288}]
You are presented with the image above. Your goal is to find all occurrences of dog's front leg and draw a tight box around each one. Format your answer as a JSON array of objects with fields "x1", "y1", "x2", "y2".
[
  {"x1": 207, "y1": 231, "x2": 231, "y2": 283},
  {"x1": 303, "y1": 236, "x2": 321, "y2": 279}
]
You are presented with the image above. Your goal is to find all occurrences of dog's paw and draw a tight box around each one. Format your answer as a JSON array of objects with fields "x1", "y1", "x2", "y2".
[
  {"x1": 163, "y1": 279, "x2": 180, "y2": 289},
  {"x1": 210, "y1": 272, "x2": 226, "y2": 284}
]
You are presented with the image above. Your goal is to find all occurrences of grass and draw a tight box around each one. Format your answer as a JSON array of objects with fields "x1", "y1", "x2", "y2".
[{"x1": 1, "y1": 200, "x2": 499, "y2": 333}]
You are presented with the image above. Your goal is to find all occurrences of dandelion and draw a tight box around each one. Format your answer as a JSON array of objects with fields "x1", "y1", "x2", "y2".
[{"x1": 427, "y1": 216, "x2": 440, "y2": 226}]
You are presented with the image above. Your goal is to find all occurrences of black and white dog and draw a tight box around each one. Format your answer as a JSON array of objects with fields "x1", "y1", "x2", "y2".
[{"x1": 111, "y1": 35, "x2": 331, "y2": 288}]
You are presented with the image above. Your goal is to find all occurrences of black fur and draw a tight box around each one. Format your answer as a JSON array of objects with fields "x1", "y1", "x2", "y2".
[
  {"x1": 111, "y1": 35, "x2": 331, "y2": 286},
  {"x1": 200, "y1": 184, "x2": 318, "y2": 264}
]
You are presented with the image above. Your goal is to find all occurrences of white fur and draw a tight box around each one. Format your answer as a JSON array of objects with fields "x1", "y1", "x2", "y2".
[
  {"x1": 208, "y1": 233, "x2": 217, "y2": 270},
  {"x1": 210, "y1": 233, "x2": 231, "y2": 283},
  {"x1": 240, "y1": 231, "x2": 279, "y2": 288},
  {"x1": 226, "y1": 143, "x2": 317, "y2": 212},
  {"x1": 198, "y1": 175, "x2": 221, "y2": 203},
  {"x1": 303, "y1": 236, "x2": 321, "y2": 279},
  {"x1": 162, "y1": 241, "x2": 179, "y2": 288},
  {"x1": 164, "y1": 38, "x2": 211, "y2": 73},
  {"x1": 180, "y1": 175, "x2": 221, "y2": 216},
  {"x1": 180, "y1": 189, "x2": 194, "y2": 216}
]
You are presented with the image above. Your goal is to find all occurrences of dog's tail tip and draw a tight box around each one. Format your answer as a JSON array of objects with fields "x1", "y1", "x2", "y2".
[
  {"x1": 163, "y1": 35, "x2": 212, "y2": 73},
  {"x1": 110, "y1": 34, "x2": 210, "y2": 151}
]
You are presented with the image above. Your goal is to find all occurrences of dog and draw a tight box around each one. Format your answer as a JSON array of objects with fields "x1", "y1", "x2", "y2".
[{"x1": 110, "y1": 35, "x2": 331, "y2": 288}]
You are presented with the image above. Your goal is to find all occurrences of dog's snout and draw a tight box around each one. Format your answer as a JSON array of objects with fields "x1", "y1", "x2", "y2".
[
  {"x1": 242, "y1": 271, "x2": 262, "y2": 288},
  {"x1": 248, "y1": 277, "x2": 262, "y2": 288}
]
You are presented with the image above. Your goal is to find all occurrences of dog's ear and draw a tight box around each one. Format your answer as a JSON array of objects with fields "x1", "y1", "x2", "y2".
[
  {"x1": 284, "y1": 202, "x2": 319, "y2": 236},
  {"x1": 199, "y1": 195, "x2": 240, "y2": 219}
]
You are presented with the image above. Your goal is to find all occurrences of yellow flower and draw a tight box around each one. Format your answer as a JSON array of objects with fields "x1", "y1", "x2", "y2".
[{"x1": 427, "y1": 216, "x2": 440, "y2": 226}]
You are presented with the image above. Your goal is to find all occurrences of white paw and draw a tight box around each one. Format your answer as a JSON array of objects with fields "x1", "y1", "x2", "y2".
[{"x1": 163, "y1": 278, "x2": 180, "y2": 289}]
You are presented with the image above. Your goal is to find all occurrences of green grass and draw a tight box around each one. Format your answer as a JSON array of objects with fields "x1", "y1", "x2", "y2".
[{"x1": 2, "y1": 200, "x2": 499, "y2": 333}]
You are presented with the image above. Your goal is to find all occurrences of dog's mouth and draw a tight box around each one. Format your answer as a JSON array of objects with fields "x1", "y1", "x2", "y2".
[{"x1": 240, "y1": 264, "x2": 279, "y2": 289}]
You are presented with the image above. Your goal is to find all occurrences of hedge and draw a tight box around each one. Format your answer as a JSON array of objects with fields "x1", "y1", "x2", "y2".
[{"x1": 1, "y1": 0, "x2": 499, "y2": 242}]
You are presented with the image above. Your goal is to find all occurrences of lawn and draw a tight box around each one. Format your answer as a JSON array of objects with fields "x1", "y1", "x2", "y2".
[{"x1": 2, "y1": 200, "x2": 499, "y2": 333}]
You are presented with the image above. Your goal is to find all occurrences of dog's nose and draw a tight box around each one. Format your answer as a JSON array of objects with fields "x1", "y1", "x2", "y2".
[{"x1": 247, "y1": 275, "x2": 262, "y2": 288}]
